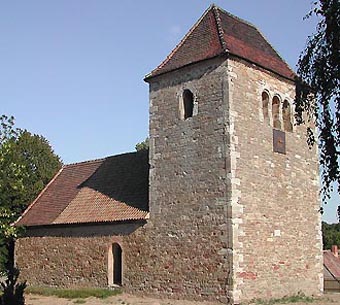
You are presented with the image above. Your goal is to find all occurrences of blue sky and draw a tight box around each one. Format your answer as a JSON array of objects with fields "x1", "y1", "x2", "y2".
[{"x1": 0, "y1": 1, "x2": 337, "y2": 223}]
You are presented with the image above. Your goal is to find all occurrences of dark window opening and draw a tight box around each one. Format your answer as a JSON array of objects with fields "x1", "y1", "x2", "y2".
[
  {"x1": 262, "y1": 91, "x2": 269, "y2": 124},
  {"x1": 113, "y1": 243, "x2": 122, "y2": 286},
  {"x1": 183, "y1": 89, "x2": 194, "y2": 119},
  {"x1": 282, "y1": 100, "x2": 293, "y2": 132},
  {"x1": 272, "y1": 96, "x2": 281, "y2": 129}
]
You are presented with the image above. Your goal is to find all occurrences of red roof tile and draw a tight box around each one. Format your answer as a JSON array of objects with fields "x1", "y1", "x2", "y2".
[
  {"x1": 15, "y1": 151, "x2": 149, "y2": 226},
  {"x1": 145, "y1": 5, "x2": 295, "y2": 81},
  {"x1": 324, "y1": 250, "x2": 340, "y2": 279},
  {"x1": 53, "y1": 187, "x2": 148, "y2": 224}
]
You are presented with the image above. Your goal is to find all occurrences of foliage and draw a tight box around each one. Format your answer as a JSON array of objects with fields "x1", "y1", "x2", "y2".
[
  {"x1": 0, "y1": 114, "x2": 61, "y2": 303},
  {"x1": 0, "y1": 209, "x2": 24, "y2": 274},
  {"x1": 0, "y1": 114, "x2": 62, "y2": 215},
  {"x1": 295, "y1": 0, "x2": 340, "y2": 213},
  {"x1": 0, "y1": 238, "x2": 26, "y2": 305},
  {"x1": 0, "y1": 115, "x2": 62, "y2": 216},
  {"x1": 0, "y1": 114, "x2": 62, "y2": 269},
  {"x1": 0, "y1": 267, "x2": 27, "y2": 305},
  {"x1": 322, "y1": 221, "x2": 340, "y2": 249},
  {"x1": 135, "y1": 137, "x2": 149, "y2": 151},
  {"x1": 26, "y1": 286, "x2": 121, "y2": 299}
]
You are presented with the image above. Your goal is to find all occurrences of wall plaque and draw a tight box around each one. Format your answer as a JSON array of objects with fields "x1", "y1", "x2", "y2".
[{"x1": 273, "y1": 129, "x2": 286, "y2": 154}]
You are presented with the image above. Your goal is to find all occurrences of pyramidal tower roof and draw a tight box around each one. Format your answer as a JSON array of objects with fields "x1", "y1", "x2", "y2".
[{"x1": 145, "y1": 4, "x2": 295, "y2": 81}]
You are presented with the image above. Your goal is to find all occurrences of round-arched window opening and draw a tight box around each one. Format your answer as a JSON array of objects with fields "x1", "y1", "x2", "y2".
[
  {"x1": 262, "y1": 91, "x2": 269, "y2": 123},
  {"x1": 282, "y1": 100, "x2": 293, "y2": 132},
  {"x1": 272, "y1": 96, "x2": 281, "y2": 130},
  {"x1": 183, "y1": 89, "x2": 194, "y2": 120}
]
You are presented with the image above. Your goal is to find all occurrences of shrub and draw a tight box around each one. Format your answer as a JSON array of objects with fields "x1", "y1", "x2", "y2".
[{"x1": 0, "y1": 267, "x2": 27, "y2": 305}]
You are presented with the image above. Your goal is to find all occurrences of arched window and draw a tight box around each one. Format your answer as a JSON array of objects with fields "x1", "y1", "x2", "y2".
[
  {"x1": 272, "y1": 96, "x2": 281, "y2": 129},
  {"x1": 282, "y1": 100, "x2": 293, "y2": 132},
  {"x1": 262, "y1": 91, "x2": 269, "y2": 123},
  {"x1": 183, "y1": 89, "x2": 194, "y2": 119},
  {"x1": 108, "y1": 243, "x2": 122, "y2": 286}
]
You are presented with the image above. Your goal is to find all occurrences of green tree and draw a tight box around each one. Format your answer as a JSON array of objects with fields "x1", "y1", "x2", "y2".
[
  {"x1": 295, "y1": 0, "x2": 340, "y2": 214},
  {"x1": 322, "y1": 221, "x2": 340, "y2": 249},
  {"x1": 0, "y1": 115, "x2": 61, "y2": 304},
  {"x1": 0, "y1": 115, "x2": 62, "y2": 221},
  {"x1": 0, "y1": 115, "x2": 62, "y2": 269},
  {"x1": 135, "y1": 137, "x2": 149, "y2": 151}
]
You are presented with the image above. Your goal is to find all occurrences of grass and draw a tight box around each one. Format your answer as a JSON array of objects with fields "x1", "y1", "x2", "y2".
[
  {"x1": 26, "y1": 286, "x2": 122, "y2": 299},
  {"x1": 252, "y1": 293, "x2": 315, "y2": 305}
]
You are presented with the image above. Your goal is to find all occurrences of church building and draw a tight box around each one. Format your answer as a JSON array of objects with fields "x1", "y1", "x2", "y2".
[{"x1": 15, "y1": 5, "x2": 323, "y2": 304}]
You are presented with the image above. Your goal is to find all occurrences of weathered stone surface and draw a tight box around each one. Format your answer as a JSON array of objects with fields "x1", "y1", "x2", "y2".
[
  {"x1": 15, "y1": 55, "x2": 322, "y2": 305},
  {"x1": 144, "y1": 56, "x2": 322, "y2": 303},
  {"x1": 146, "y1": 57, "x2": 231, "y2": 303},
  {"x1": 227, "y1": 57, "x2": 323, "y2": 303},
  {"x1": 15, "y1": 223, "x2": 149, "y2": 289}
]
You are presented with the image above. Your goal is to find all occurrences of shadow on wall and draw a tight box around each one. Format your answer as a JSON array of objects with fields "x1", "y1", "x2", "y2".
[{"x1": 25, "y1": 221, "x2": 147, "y2": 238}]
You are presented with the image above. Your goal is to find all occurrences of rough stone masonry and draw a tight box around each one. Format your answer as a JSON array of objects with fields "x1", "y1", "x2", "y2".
[{"x1": 15, "y1": 5, "x2": 323, "y2": 304}]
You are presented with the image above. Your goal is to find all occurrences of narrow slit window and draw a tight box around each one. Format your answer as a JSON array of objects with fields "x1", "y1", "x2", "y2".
[
  {"x1": 282, "y1": 100, "x2": 293, "y2": 132},
  {"x1": 113, "y1": 243, "x2": 122, "y2": 285},
  {"x1": 183, "y1": 89, "x2": 194, "y2": 119},
  {"x1": 262, "y1": 92, "x2": 269, "y2": 123},
  {"x1": 272, "y1": 96, "x2": 281, "y2": 129}
]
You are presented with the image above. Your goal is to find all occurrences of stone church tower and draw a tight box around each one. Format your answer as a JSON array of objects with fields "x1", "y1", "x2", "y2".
[
  {"x1": 13, "y1": 4, "x2": 323, "y2": 305},
  {"x1": 144, "y1": 5, "x2": 323, "y2": 304}
]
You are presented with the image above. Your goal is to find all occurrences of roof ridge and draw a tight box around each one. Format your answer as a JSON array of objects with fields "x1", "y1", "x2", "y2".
[
  {"x1": 253, "y1": 26, "x2": 296, "y2": 76},
  {"x1": 145, "y1": 5, "x2": 295, "y2": 81},
  {"x1": 65, "y1": 157, "x2": 106, "y2": 168},
  {"x1": 144, "y1": 5, "x2": 215, "y2": 80},
  {"x1": 212, "y1": 4, "x2": 228, "y2": 52},
  {"x1": 215, "y1": 5, "x2": 295, "y2": 76},
  {"x1": 214, "y1": 5, "x2": 260, "y2": 31},
  {"x1": 65, "y1": 151, "x2": 143, "y2": 168},
  {"x1": 13, "y1": 167, "x2": 64, "y2": 226}
]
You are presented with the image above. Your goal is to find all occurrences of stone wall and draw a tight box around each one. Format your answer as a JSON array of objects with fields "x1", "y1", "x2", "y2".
[
  {"x1": 16, "y1": 55, "x2": 234, "y2": 301},
  {"x1": 15, "y1": 56, "x2": 323, "y2": 304},
  {"x1": 146, "y1": 57, "x2": 232, "y2": 303},
  {"x1": 15, "y1": 222, "x2": 149, "y2": 289},
  {"x1": 227, "y1": 57, "x2": 323, "y2": 303}
]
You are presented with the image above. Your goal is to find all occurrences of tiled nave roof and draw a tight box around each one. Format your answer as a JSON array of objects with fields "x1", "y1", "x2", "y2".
[{"x1": 15, "y1": 151, "x2": 149, "y2": 227}]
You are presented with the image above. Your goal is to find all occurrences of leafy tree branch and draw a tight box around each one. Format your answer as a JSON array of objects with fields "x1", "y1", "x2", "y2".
[{"x1": 295, "y1": 0, "x2": 340, "y2": 214}]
